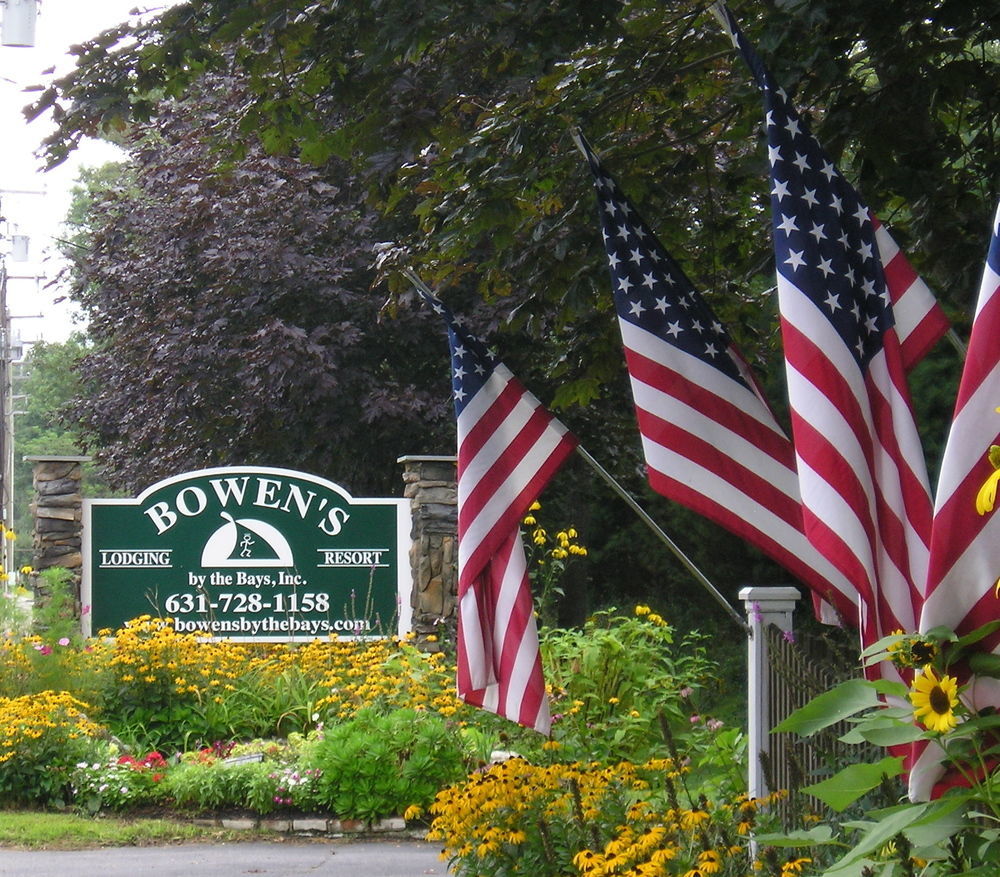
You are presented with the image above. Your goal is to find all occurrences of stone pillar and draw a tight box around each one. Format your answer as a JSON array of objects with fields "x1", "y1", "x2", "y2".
[
  {"x1": 397, "y1": 455, "x2": 457, "y2": 651},
  {"x1": 25, "y1": 455, "x2": 90, "y2": 615}
]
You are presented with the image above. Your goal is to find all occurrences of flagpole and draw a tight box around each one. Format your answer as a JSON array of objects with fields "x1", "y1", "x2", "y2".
[
  {"x1": 946, "y1": 327, "x2": 967, "y2": 360},
  {"x1": 403, "y1": 266, "x2": 748, "y2": 633},
  {"x1": 574, "y1": 446, "x2": 749, "y2": 634}
]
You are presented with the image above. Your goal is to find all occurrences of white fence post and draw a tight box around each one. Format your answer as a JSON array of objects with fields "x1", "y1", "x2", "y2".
[{"x1": 740, "y1": 585, "x2": 800, "y2": 799}]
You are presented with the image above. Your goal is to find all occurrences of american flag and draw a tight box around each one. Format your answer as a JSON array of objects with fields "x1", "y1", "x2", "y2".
[
  {"x1": 418, "y1": 287, "x2": 577, "y2": 734},
  {"x1": 911, "y1": 202, "x2": 1000, "y2": 799},
  {"x1": 716, "y1": 3, "x2": 947, "y2": 647},
  {"x1": 576, "y1": 132, "x2": 858, "y2": 616}
]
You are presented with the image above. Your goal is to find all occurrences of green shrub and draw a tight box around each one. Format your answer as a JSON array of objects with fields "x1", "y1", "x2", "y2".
[
  {"x1": 303, "y1": 709, "x2": 468, "y2": 822},
  {"x1": 162, "y1": 755, "x2": 278, "y2": 814},
  {"x1": 538, "y1": 607, "x2": 727, "y2": 765}
]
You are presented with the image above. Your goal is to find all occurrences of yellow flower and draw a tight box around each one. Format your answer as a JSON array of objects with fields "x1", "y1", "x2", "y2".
[
  {"x1": 698, "y1": 849, "x2": 723, "y2": 874},
  {"x1": 910, "y1": 665, "x2": 960, "y2": 733},
  {"x1": 976, "y1": 464, "x2": 1000, "y2": 515}
]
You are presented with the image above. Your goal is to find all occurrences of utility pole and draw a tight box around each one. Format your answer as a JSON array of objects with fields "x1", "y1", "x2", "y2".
[
  {"x1": 0, "y1": 259, "x2": 11, "y2": 577},
  {"x1": 1, "y1": 0, "x2": 40, "y2": 583}
]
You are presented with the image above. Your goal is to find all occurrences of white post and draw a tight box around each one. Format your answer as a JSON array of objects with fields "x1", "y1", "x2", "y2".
[
  {"x1": 1, "y1": 0, "x2": 38, "y2": 47},
  {"x1": 740, "y1": 585, "x2": 800, "y2": 799}
]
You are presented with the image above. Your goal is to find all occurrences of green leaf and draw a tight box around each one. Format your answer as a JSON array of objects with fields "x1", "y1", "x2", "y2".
[
  {"x1": 839, "y1": 716, "x2": 925, "y2": 747},
  {"x1": 800, "y1": 756, "x2": 905, "y2": 811},
  {"x1": 752, "y1": 824, "x2": 837, "y2": 847},
  {"x1": 824, "y1": 803, "x2": 930, "y2": 874},
  {"x1": 902, "y1": 796, "x2": 969, "y2": 848},
  {"x1": 772, "y1": 678, "x2": 902, "y2": 737},
  {"x1": 954, "y1": 620, "x2": 1000, "y2": 652},
  {"x1": 968, "y1": 652, "x2": 1000, "y2": 678}
]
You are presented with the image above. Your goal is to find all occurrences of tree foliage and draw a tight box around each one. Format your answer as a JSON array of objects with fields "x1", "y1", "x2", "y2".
[
  {"x1": 12, "y1": 335, "x2": 114, "y2": 566},
  {"x1": 27, "y1": 0, "x2": 1000, "y2": 622},
  {"x1": 62, "y1": 72, "x2": 452, "y2": 495},
  {"x1": 30, "y1": 1, "x2": 999, "y2": 429}
]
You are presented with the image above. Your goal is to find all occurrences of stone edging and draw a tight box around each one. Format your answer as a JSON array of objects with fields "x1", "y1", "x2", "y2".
[{"x1": 191, "y1": 813, "x2": 428, "y2": 840}]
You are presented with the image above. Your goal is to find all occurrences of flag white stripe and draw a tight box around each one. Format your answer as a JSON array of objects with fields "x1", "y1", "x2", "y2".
[
  {"x1": 639, "y1": 430, "x2": 855, "y2": 599},
  {"x1": 872, "y1": 222, "x2": 938, "y2": 347},
  {"x1": 934, "y1": 343, "x2": 1000, "y2": 506},
  {"x1": 460, "y1": 419, "x2": 573, "y2": 571},
  {"x1": 920, "y1": 513, "x2": 1000, "y2": 630},
  {"x1": 629, "y1": 377, "x2": 798, "y2": 490},
  {"x1": 458, "y1": 588, "x2": 491, "y2": 691},
  {"x1": 620, "y1": 320, "x2": 787, "y2": 438}
]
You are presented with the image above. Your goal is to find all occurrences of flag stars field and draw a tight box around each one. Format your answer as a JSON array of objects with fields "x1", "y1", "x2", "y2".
[
  {"x1": 763, "y1": 86, "x2": 892, "y2": 370},
  {"x1": 586, "y1": 152, "x2": 746, "y2": 390}
]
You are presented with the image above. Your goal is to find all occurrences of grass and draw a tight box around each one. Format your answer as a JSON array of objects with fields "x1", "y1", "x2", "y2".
[{"x1": 0, "y1": 811, "x2": 253, "y2": 850}]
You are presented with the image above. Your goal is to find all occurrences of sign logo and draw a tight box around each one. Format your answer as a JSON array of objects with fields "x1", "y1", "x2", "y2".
[
  {"x1": 202, "y1": 513, "x2": 294, "y2": 567},
  {"x1": 83, "y1": 467, "x2": 412, "y2": 642}
]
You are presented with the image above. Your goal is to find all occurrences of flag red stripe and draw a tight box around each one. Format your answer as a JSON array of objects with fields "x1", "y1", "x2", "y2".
[
  {"x1": 458, "y1": 426, "x2": 576, "y2": 592},
  {"x1": 784, "y1": 317, "x2": 932, "y2": 553},
  {"x1": 625, "y1": 347, "x2": 794, "y2": 464},
  {"x1": 898, "y1": 308, "x2": 949, "y2": 373},
  {"x1": 459, "y1": 379, "x2": 524, "y2": 465},
  {"x1": 953, "y1": 288, "x2": 1000, "y2": 412},
  {"x1": 635, "y1": 405, "x2": 804, "y2": 526},
  {"x1": 460, "y1": 398, "x2": 563, "y2": 537},
  {"x1": 647, "y1": 468, "x2": 859, "y2": 616},
  {"x1": 781, "y1": 295, "x2": 930, "y2": 636}
]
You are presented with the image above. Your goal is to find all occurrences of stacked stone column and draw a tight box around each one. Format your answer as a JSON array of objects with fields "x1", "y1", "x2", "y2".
[
  {"x1": 24, "y1": 454, "x2": 89, "y2": 614},
  {"x1": 397, "y1": 455, "x2": 458, "y2": 651}
]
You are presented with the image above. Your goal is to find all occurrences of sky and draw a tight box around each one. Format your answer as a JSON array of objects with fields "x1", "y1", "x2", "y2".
[{"x1": 0, "y1": 1, "x2": 181, "y2": 346}]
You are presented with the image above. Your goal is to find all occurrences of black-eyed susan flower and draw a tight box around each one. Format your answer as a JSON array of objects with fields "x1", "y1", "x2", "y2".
[
  {"x1": 910, "y1": 665, "x2": 960, "y2": 733},
  {"x1": 697, "y1": 848, "x2": 723, "y2": 873},
  {"x1": 976, "y1": 434, "x2": 1000, "y2": 515}
]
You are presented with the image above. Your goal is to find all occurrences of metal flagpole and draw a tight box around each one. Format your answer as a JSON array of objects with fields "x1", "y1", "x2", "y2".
[
  {"x1": 403, "y1": 267, "x2": 748, "y2": 634},
  {"x1": 574, "y1": 446, "x2": 748, "y2": 633}
]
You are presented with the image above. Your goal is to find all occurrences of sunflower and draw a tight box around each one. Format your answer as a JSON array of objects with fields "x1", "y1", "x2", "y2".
[
  {"x1": 888, "y1": 633, "x2": 939, "y2": 669},
  {"x1": 909, "y1": 665, "x2": 960, "y2": 733}
]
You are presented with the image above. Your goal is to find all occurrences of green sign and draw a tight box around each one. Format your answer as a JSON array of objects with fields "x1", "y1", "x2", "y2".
[{"x1": 82, "y1": 467, "x2": 411, "y2": 641}]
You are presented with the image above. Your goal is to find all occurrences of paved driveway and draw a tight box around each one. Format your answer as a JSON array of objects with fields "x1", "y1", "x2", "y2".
[{"x1": 0, "y1": 838, "x2": 449, "y2": 876}]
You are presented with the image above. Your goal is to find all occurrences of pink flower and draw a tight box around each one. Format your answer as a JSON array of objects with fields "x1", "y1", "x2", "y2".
[
  {"x1": 689, "y1": 714, "x2": 701, "y2": 724},
  {"x1": 81, "y1": 605, "x2": 91, "y2": 615},
  {"x1": 58, "y1": 637, "x2": 70, "y2": 646},
  {"x1": 707, "y1": 718, "x2": 725, "y2": 731},
  {"x1": 679, "y1": 686, "x2": 694, "y2": 698}
]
